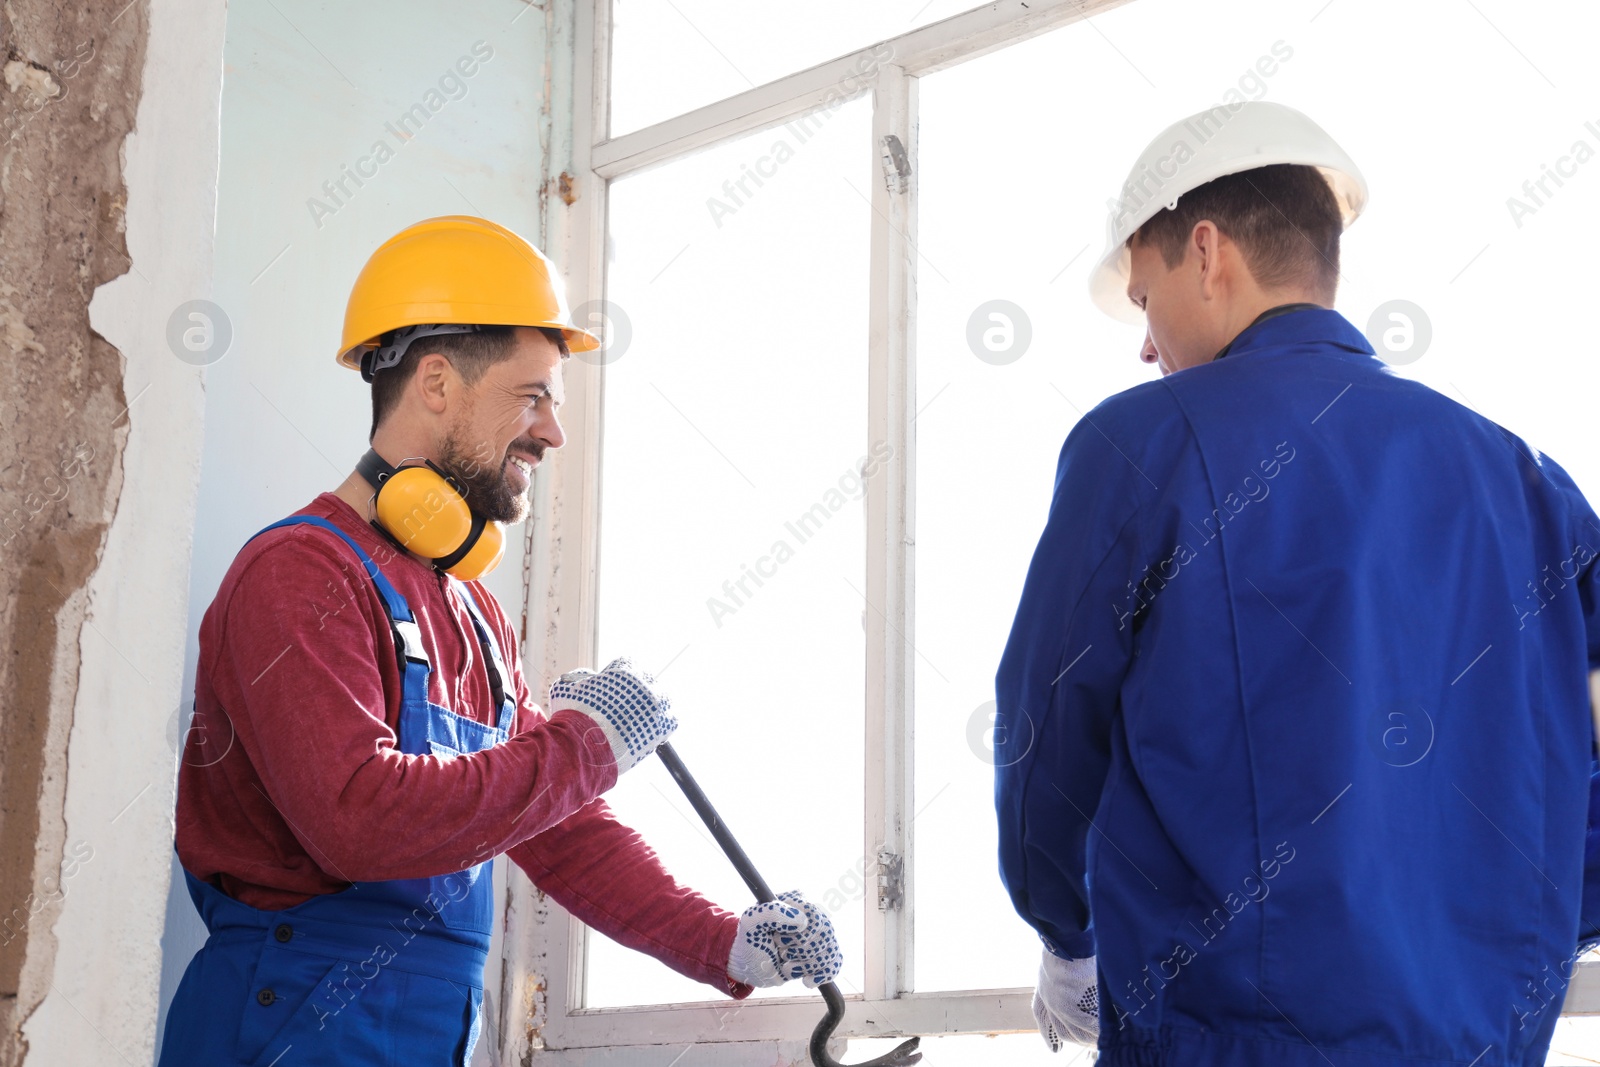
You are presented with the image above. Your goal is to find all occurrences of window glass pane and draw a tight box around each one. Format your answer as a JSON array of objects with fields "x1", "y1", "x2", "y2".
[
  {"x1": 1552, "y1": 1014, "x2": 1600, "y2": 1065},
  {"x1": 586, "y1": 97, "x2": 872, "y2": 1008},
  {"x1": 911, "y1": 0, "x2": 1600, "y2": 994},
  {"x1": 910, "y1": 20, "x2": 1153, "y2": 995},
  {"x1": 608, "y1": 0, "x2": 984, "y2": 136}
]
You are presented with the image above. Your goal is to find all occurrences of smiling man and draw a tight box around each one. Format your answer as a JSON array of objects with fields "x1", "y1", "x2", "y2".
[
  {"x1": 160, "y1": 217, "x2": 842, "y2": 1066},
  {"x1": 348, "y1": 318, "x2": 561, "y2": 527},
  {"x1": 996, "y1": 105, "x2": 1600, "y2": 1065}
]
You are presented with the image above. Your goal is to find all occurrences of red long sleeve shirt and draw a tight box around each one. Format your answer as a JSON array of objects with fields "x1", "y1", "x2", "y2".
[{"x1": 174, "y1": 492, "x2": 748, "y2": 998}]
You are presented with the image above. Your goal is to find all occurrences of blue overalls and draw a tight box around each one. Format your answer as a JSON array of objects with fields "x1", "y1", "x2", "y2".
[{"x1": 160, "y1": 516, "x2": 515, "y2": 1067}]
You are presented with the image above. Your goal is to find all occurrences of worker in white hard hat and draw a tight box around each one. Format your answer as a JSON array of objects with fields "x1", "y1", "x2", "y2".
[
  {"x1": 160, "y1": 217, "x2": 843, "y2": 1066},
  {"x1": 992, "y1": 102, "x2": 1600, "y2": 1065}
]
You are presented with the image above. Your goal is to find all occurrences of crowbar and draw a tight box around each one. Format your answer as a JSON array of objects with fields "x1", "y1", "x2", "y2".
[{"x1": 655, "y1": 741, "x2": 923, "y2": 1067}]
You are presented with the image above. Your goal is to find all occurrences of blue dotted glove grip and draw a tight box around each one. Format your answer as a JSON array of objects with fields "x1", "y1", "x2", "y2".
[
  {"x1": 728, "y1": 890, "x2": 843, "y2": 989},
  {"x1": 550, "y1": 657, "x2": 678, "y2": 774}
]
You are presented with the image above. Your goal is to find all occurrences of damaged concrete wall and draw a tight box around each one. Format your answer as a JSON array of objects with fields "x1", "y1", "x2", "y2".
[
  {"x1": 0, "y1": 0, "x2": 224, "y2": 1062},
  {"x1": 0, "y1": 1, "x2": 147, "y2": 1061}
]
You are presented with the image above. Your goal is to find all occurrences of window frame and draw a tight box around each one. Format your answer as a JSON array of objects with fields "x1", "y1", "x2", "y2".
[{"x1": 497, "y1": 0, "x2": 1600, "y2": 1059}]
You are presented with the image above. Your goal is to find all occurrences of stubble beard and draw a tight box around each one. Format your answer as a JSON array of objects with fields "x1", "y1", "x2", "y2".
[{"x1": 437, "y1": 422, "x2": 540, "y2": 525}]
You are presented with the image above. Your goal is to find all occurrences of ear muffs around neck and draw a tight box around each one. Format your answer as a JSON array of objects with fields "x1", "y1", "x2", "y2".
[{"x1": 356, "y1": 449, "x2": 505, "y2": 580}]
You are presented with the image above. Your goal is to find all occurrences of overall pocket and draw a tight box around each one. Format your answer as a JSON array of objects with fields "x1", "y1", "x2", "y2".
[
  {"x1": 431, "y1": 862, "x2": 492, "y2": 933},
  {"x1": 235, "y1": 944, "x2": 341, "y2": 1066}
]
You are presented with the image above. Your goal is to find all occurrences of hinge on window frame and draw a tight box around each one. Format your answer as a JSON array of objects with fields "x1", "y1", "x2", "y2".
[
  {"x1": 876, "y1": 847, "x2": 904, "y2": 911},
  {"x1": 879, "y1": 134, "x2": 911, "y2": 195}
]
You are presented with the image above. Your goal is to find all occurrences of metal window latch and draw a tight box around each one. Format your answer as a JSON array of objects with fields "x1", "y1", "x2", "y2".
[
  {"x1": 879, "y1": 134, "x2": 911, "y2": 195},
  {"x1": 876, "y1": 847, "x2": 904, "y2": 911}
]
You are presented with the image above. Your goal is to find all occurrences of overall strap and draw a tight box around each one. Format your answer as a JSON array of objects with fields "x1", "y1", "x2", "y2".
[
  {"x1": 248, "y1": 515, "x2": 433, "y2": 683},
  {"x1": 453, "y1": 581, "x2": 514, "y2": 730}
]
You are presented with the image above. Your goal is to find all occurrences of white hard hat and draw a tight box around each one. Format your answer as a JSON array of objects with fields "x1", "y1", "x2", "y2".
[{"x1": 1088, "y1": 101, "x2": 1368, "y2": 324}]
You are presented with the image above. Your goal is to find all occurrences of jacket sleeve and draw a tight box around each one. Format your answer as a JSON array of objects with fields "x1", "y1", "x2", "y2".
[
  {"x1": 1577, "y1": 513, "x2": 1600, "y2": 947},
  {"x1": 994, "y1": 404, "x2": 1152, "y2": 960},
  {"x1": 211, "y1": 538, "x2": 619, "y2": 883},
  {"x1": 496, "y1": 611, "x2": 751, "y2": 999},
  {"x1": 1582, "y1": 757, "x2": 1600, "y2": 950},
  {"x1": 1548, "y1": 461, "x2": 1600, "y2": 949},
  {"x1": 507, "y1": 803, "x2": 752, "y2": 999}
]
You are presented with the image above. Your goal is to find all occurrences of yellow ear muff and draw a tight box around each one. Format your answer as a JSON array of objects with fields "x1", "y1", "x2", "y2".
[
  {"x1": 359, "y1": 449, "x2": 508, "y2": 579},
  {"x1": 445, "y1": 521, "x2": 504, "y2": 581},
  {"x1": 373, "y1": 466, "x2": 475, "y2": 558}
]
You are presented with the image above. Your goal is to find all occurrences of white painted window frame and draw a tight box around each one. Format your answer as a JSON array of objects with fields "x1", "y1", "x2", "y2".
[{"x1": 498, "y1": 1, "x2": 1600, "y2": 1060}]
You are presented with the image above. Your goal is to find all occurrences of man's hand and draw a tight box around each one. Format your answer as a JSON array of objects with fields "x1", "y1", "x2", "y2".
[
  {"x1": 549, "y1": 658, "x2": 677, "y2": 774},
  {"x1": 727, "y1": 891, "x2": 843, "y2": 989},
  {"x1": 1033, "y1": 949, "x2": 1098, "y2": 1051}
]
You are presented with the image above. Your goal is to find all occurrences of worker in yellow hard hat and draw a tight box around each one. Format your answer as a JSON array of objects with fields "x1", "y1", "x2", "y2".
[
  {"x1": 160, "y1": 216, "x2": 842, "y2": 1066},
  {"x1": 331, "y1": 215, "x2": 603, "y2": 579}
]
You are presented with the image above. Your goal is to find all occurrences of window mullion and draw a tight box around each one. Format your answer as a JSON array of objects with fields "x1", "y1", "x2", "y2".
[
  {"x1": 863, "y1": 62, "x2": 920, "y2": 1006},
  {"x1": 513, "y1": 0, "x2": 612, "y2": 1056}
]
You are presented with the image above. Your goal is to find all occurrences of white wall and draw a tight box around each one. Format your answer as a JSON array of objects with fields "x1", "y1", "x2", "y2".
[{"x1": 154, "y1": 1, "x2": 556, "y2": 1061}]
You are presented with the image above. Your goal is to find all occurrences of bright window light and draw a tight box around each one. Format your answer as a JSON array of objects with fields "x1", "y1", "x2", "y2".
[
  {"x1": 608, "y1": 0, "x2": 984, "y2": 135},
  {"x1": 587, "y1": 95, "x2": 874, "y2": 1008}
]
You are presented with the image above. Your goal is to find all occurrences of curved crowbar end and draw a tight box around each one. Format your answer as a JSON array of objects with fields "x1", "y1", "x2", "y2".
[{"x1": 809, "y1": 982, "x2": 923, "y2": 1067}]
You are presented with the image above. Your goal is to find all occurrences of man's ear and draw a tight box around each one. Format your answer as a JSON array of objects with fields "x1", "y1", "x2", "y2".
[
  {"x1": 413, "y1": 352, "x2": 454, "y2": 416},
  {"x1": 1191, "y1": 220, "x2": 1224, "y2": 301}
]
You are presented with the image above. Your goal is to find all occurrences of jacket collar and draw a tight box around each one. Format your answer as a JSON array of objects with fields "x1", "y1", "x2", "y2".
[{"x1": 1211, "y1": 304, "x2": 1374, "y2": 363}]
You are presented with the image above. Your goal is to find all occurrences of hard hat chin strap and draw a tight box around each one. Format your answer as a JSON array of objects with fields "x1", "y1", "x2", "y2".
[{"x1": 360, "y1": 323, "x2": 482, "y2": 382}]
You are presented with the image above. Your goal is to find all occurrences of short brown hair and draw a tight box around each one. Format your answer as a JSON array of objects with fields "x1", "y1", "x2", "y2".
[
  {"x1": 1131, "y1": 163, "x2": 1342, "y2": 300},
  {"x1": 369, "y1": 325, "x2": 569, "y2": 440}
]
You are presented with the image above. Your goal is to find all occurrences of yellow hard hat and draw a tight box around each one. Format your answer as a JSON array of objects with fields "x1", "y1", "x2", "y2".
[{"x1": 336, "y1": 215, "x2": 601, "y2": 372}]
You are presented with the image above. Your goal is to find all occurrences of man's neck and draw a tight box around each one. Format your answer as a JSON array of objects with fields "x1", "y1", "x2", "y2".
[
  {"x1": 337, "y1": 433, "x2": 433, "y2": 521},
  {"x1": 1222, "y1": 289, "x2": 1326, "y2": 344},
  {"x1": 333, "y1": 469, "x2": 373, "y2": 520}
]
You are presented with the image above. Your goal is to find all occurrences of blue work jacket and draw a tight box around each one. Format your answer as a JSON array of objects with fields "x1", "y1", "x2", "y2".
[{"x1": 995, "y1": 307, "x2": 1600, "y2": 1066}]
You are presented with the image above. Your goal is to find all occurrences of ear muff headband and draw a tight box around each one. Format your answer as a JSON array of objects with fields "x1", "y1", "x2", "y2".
[{"x1": 355, "y1": 449, "x2": 505, "y2": 580}]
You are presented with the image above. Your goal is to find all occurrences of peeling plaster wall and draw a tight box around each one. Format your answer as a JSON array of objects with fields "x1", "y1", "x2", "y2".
[
  {"x1": 0, "y1": 0, "x2": 223, "y2": 1064},
  {"x1": 0, "y1": 5, "x2": 145, "y2": 1055},
  {"x1": 151, "y1": 2, "x2": 557, "y2": 1062}
]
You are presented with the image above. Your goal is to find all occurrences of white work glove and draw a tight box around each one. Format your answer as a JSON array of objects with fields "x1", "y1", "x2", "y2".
[
  {"x1": 549, "y1": 657, "x2": 677, "y2": 774},
  {"x1": 727, "y1": 891, "x2": 843, "y2": 989},
  {"x1": 1033, "y1": 949, "x2": 1098, "y2": 1051}
]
